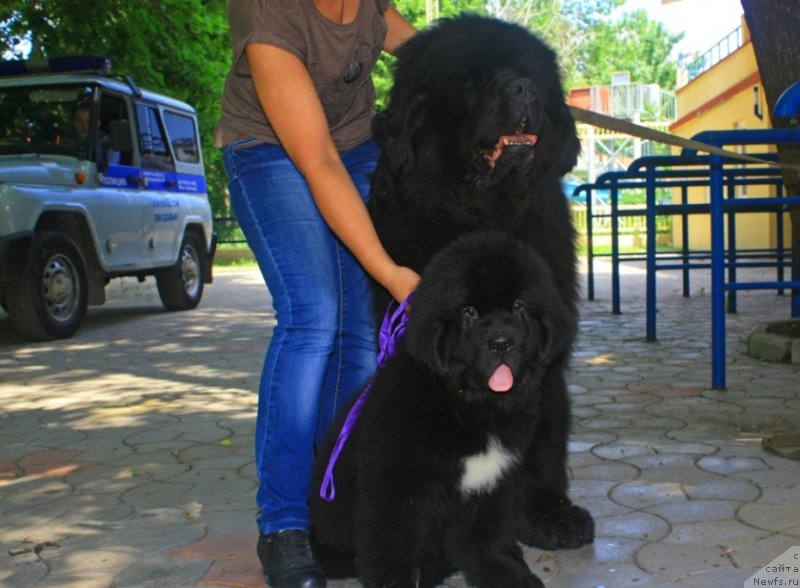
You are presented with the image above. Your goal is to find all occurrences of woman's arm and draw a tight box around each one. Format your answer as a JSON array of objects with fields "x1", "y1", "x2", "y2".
[
  {"x1": 245, "y1": 43, "x2": 419, "y2": 303},
  {"x1": 384, "y1": 5, "x2": 417, "y2": 54}
]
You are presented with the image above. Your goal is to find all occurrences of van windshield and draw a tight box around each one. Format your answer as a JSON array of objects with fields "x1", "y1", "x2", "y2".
[{"x1": 0, "y1": 84, "x2": 97, "y2": 159}]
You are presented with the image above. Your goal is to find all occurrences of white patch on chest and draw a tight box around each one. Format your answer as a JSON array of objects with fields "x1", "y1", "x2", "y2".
[{"x1": 459, "y1": 435, "x2": 519, "y2": 496}]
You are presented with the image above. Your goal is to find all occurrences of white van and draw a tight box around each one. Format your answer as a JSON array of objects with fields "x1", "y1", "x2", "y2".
[{"x1": 0, "y1": 55, "x2": 216, "y2": 340}]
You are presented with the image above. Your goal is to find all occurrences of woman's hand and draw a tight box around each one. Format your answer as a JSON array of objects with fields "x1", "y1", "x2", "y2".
[{"x1": 384, "y1": 265, "x2": 420, "y2": 305}]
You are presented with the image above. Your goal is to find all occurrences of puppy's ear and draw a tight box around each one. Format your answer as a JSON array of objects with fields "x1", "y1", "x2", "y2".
[
  {"x1": 406, "y1": 314, "x2": 452, "y2": 375},
  {"x1": 537, "y1": 299, "x2": 576, "y2": 365},
  {"x1": 374, "y1": 94, "x2": 428, "y2": 176}
]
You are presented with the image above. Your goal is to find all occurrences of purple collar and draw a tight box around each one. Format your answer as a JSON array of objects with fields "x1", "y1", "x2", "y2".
[{"x1": 319, "y1": 294, "x2": 413, "y2": 502}]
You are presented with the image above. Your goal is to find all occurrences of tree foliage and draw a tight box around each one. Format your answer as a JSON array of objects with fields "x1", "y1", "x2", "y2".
[
  {"x1": 484, "y1": 0, "x2": 680, "y2": 90},
  {"x1": 575, "y1": 9, "x2": 682, "y2": 89},
  {"x1": 487, "y1": 0, "x2": 622, "y2": 73},
  {"x1": 1, "y1": 0, "x2": 682, "y2": 216}
]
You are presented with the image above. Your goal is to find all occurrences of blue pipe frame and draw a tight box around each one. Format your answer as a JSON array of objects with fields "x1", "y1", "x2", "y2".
[
  {"x1": 574, "y1": 83, "x2": 800, "y2": 389},
  {"x1": 578, "y1": 157, "x2": 785, "y2": 316}
]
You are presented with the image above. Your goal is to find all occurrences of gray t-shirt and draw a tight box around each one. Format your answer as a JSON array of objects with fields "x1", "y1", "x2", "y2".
[{"x1": 216, "y1": 0, "x2": 389, "y2": 151}]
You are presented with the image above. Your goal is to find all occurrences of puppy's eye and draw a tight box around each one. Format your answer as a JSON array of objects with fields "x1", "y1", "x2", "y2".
[
  {"x1": 462, "y1": 306, "x2": 479, "y2": 321},
  {"x1": 512, "y1": 300, "x2": 525, "y2": 314}
]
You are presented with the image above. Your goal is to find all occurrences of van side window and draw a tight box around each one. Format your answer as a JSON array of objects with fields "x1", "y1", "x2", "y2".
[
  {"x1": 98, "y1": 93, "x2": 132, "y2": 166},
  {"x1": 136, "y1": 103, "x2": 174, "y2": 170},
  {"x1": 163, "y1": 111, "x2": 200, "y2": 164}
]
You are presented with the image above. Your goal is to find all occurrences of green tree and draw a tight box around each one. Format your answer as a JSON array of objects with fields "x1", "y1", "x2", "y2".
[
  {"x1": 1, "y1": 0, "x2": 231, "y2": 215},
  {"x1": 482, "y1": 1, "x2": 681, "y2": 91},
  {"x1": 575, "y1": 8, "x2": 682, "y2": 89},
  {"x1": 485, "y1": 0, "x2": 623, "y2": 88}
]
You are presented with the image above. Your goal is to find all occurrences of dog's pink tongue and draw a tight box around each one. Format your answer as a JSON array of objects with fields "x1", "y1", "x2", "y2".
[{"x1": 489, "y1": 364, "x2": 514, "y2": 393}]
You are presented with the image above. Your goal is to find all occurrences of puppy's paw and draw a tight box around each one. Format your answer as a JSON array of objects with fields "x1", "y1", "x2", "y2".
[
  {"x1": 480, "y1": 567, "x2": 544, "y2": 588},
  {"x1": 463, "y1": 546, "x2": 544, "y2": 588},
  {"x1": 516, "y1": 502, "x2": 594, "y2": 550},
  {"x1": 361, "y1": 574, "x2": 416, "y2": 588}
]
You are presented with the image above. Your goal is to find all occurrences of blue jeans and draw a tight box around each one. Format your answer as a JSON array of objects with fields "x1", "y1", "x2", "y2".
[{"x1": 223, "y1": 138, "x2": 379, "y2": 534}]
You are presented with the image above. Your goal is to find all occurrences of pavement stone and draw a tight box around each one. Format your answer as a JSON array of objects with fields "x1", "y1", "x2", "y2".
[{"x1": 1, "y1": 259, "x2": 799, "y2": 587}]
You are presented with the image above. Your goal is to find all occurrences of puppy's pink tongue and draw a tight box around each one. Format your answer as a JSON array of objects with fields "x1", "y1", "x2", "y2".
[{"x1": 488, "y1": 364, "x2": 514, "y2": 393}]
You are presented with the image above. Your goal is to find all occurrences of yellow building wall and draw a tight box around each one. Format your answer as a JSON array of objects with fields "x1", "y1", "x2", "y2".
[{"x1": 669, "y1": 26, "x2": 791, "y2": 252}]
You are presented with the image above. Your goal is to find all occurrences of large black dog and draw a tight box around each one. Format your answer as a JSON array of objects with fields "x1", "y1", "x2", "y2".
[
  {"x1": 311, "y1": 232, "x2": 575, "y2": 588},
  {"x1": 368, "y1": 15, "x2": 593, "y2": 551}
]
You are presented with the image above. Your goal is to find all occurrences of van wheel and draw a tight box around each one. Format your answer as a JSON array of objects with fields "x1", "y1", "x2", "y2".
[
  {"x1": 6, "y1": 232, "x2": 88, "y2": 341},
  {"x1": 156, "y1": 232, "x2": 204, "y2": 311}
]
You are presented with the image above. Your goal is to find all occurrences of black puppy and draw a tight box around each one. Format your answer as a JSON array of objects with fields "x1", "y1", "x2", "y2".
[
  {"x1": 368, "y1": 15, "x2": 593, "y2": 550},
  {"x1": 311, "y1": 233, "x2": 575, "y2": 588}
]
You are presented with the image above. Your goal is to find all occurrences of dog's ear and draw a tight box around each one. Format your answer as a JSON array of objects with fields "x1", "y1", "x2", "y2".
[
  {"x1": 373, "y1": 93, "x2": 428, "y2": 176},
  {"x1": 545, "y1": 94, "x2": 582, "y2": 177}
]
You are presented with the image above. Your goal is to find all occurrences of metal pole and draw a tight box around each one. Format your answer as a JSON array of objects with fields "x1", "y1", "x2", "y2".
[
  {"x1": 710, "y1": 155, "x2": 726, "y2": 389},
  {"x1": 646, "y1": 165, "x2": 658, "y2": 342}
]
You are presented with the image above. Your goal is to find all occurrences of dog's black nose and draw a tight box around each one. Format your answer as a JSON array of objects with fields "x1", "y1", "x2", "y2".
[
  {"x1": 489, "y1": 335, "x2": 514, "y2": 354},
  {"x1": 506, "y1": 78, "x2": 537, "y2": 103}
]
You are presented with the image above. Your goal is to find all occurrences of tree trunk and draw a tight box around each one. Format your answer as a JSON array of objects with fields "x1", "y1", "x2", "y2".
[{"x1": 741, "y1": 0, "x2": 800, "y2": 305}]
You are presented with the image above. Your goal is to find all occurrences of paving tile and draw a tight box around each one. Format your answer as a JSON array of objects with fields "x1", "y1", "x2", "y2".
[
  {"x1": 730, "y1": 533, "x2": 800, "y2": 573},
  {"x1": 577, "y1": 537, "x2": 647, "y2": 564},
  {"x1": 545, "y1": 562, "x2": 663, "y2": 587},
  {"x1": 636, "y1": 542, "x2": 736, "y2": 580},
  {"x1": 1, "y1": 478, "x2": 75, "y2": 508},
  {"x1": 610, "y1": 481, "x2": 686, "y2": 510},
  {"x1": 571, "y1": 461, "x2": 641, "y2": 483},
  {"x1": 738, "y1": 502, "x2": 800, "y2": 533},
  {"x1": 648, "y1": 499, "x2": 742, "y2": 524},
  {"x1": 595, "y1": 511, "x2": 671, "y2": 542},
  {"x1": 685, "y1": 477, "x2": 762, "y2": 502},
  {"x1": 621, "y1": 452, "x2": 699, "y2": 470},
  {"x1": 113, "y1": 554, "x2": 211, "y2": 588},
  {"x1": 568, "y1": 432, "x2": 619, "y2": 453},
  {"x1": 696, "y1": 455, "x2": 770, "y2": 475},
  {"x1": 665, "y1": 519, "x2": 770, "y2": 545},
  {"x1": 60, "y1": 464, "x2": 150, "y2": 495},
  {"x1": 169, "y1": 533, "x2": 264, "y2": 588},
  {"x1": 593, "y1": 442, "x2": 657, "y2": 460},
  {"x1": 0, "y1": 557, "x2": 49, "y2": 588},
  {"x1": 120, "y1": 480, "x2": 196, "y2": 510},
  {"x1": 678, "y1": 567, "x2": 756, "y2": 588},
  {"x1": 32, "y1": 548, "x2": 137, "y2": 587}
]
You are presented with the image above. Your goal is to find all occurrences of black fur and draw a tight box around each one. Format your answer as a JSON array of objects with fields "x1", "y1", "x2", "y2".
[
  {"x1": 368, "y1": 15, "x2": 594, "y2": 553},
  {"x1": 311, "y1": 233, "x2": 574, "y2": 587}
]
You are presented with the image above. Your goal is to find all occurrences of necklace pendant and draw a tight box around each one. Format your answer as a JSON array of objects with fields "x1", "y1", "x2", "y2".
[{"x1": 343, "y1": 61, "x2": 362, "y2": 84}]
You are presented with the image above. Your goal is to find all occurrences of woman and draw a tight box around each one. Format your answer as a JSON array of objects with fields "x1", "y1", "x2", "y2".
[{"x1": 216, "y1": 1, "x2": 418, "y2": 586}]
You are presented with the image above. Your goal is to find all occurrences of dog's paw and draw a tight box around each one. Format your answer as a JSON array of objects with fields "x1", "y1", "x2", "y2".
[{"x1": 516, "y1": 502, "x2": 594, "y2": 550}]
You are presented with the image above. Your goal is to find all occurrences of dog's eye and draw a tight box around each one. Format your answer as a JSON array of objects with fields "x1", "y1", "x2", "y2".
[
  {"x1": 512, "y1": 300, "x2": 525, "y2": 314},
  {"x1": 462, "y1": 306, "x2": 479, "y2": 321}
]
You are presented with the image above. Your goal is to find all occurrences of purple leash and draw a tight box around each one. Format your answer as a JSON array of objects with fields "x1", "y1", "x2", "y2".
[{"x1": 319, "y1": 294, "x2": 413, "y2": 502}]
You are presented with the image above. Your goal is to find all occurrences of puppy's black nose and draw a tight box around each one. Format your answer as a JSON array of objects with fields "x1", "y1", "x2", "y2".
[
  {"x1": 506, "y1": 78, "x2": 537, "y2": 103},
  {"x1": 489, "y1": 335, "x2": 514, "y2": 354}
]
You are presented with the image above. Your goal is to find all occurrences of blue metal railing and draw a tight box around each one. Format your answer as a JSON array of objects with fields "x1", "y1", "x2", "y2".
[{"x1": 576, "y1": 81, "x2": 800, "y2": 389}]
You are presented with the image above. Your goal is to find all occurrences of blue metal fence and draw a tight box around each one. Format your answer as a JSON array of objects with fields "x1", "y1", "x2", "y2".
[{"x1": 575, "y1": 83, "x2": 800, "y2": 389}]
